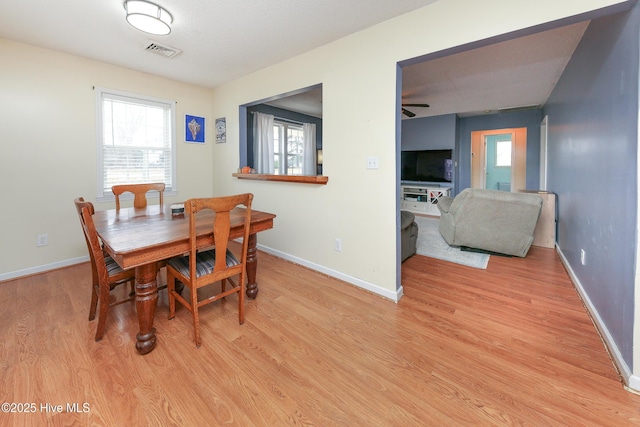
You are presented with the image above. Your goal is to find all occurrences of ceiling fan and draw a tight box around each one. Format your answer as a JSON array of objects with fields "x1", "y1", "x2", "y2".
[{"x1": 402, "y1": 103, "x2": 430, "y2": 117}]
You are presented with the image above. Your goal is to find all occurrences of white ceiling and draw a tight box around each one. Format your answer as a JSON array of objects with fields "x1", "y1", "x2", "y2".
[
  {"x1": 402, "y1": 20, "x2": 590, "y2": 119},
  {"x1": 0, "y1": 0, "x2": 437, "y2": 88},
  {"x1": 259, "y1": 21, "x2": 590, "y2": 120},
  {"x1": 265, "y1": 87, "x2": 324, "y2": 118},
  {"x1": 0, "y1": 1, "x2": 589, "y2": 120}
]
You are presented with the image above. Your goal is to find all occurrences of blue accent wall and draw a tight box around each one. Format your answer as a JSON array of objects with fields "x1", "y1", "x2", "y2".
[
  {"x1": 402, "y1": 109, "x2": 543, "y2": 195},
  {"x1": 401, "y1": 113, "x2": 457, "y2": 150},
  {"x1": 401, "y1": 114, "x2": 457, "y2": 190},
  {"x1": 544, "y1": 7, "x2": 639, "y2": 368},
  {"x1": 458, "y1": 109, "x2": 543, "y2": 194}
]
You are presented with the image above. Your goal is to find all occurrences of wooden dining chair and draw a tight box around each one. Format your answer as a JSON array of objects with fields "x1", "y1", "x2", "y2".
[
  {"x1": 166, "y1": 193, "x2": 253, "y2": 347},
  {"x1": 74, "y1": 197, "x2": 136, "y2": 341},
  {"x1": 112, "y1": 182, "x2": 165, "y2": 210},
  {"x1": 112, "y1": 182, "x2": 170, "y2": 277}
]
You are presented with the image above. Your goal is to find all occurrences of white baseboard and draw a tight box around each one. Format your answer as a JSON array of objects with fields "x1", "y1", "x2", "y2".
[
  {"x1": 0, "y1": 256, "x2": 89, "y2": 283},
  {"x1": 2, "y1": 247, "x2": 403, "y2": 303},
  {"x1": 626, "y1": 375, "x2": 640, "y2": 394},
  {"x1": 257, "y1": 244, "x2": 402, "y2": 303},
  {"x1": 556, "y1": 246, "x2": 638, "y2": 393}
]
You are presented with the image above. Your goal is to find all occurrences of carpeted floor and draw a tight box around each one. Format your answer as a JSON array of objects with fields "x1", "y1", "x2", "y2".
[{"x1": 412, "y1": 215, "x2": 489, "y2": 269}]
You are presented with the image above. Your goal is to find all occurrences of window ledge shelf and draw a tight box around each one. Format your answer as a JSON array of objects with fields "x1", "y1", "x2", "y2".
[{"x1": 232, "y1": 173, "x2": 328, "y2": 185}]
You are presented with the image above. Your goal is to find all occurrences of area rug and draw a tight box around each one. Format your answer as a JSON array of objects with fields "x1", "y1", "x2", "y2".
[{"x1": 413, "y1": 216, "x2": 489, "y2": 269}]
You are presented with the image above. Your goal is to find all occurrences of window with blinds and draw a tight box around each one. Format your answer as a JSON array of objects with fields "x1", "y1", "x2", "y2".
[{"x1": 95, "y1": 88, "x2": 176, "y2": 199}]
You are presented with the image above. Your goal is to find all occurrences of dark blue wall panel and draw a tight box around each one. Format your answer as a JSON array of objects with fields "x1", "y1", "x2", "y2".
[{"x1": 544, "y1": 6, "x2": 639, "y2": 368}]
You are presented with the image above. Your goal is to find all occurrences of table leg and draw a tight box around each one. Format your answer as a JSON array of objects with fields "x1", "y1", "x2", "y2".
[
  {"x1": 134, "y1": 263, "x2": 158, "y2": 354},
  {"x1": 246, "y1": 233, "x2": 259, "y2": 299}
]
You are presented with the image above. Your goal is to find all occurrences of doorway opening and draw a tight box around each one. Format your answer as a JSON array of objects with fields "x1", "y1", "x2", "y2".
[{"x1": 471, "y1": 127, "x2": 527, "y2": 191}]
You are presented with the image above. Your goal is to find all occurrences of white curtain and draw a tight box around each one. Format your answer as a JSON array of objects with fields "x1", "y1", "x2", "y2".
[
  {"x1": 253, "y1": 112, "x2": 274, "y2": 174},
  {"x1": 302, "y1": 123, "x2": 316, "y2": 175}
]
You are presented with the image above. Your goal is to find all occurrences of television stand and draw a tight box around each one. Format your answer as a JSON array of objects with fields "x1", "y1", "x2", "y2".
[{"x1": 401, "y1": 185, "x2": 451, "y2": 216}]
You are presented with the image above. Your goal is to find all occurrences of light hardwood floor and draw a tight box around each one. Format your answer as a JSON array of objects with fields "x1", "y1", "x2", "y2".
[{"x1": 1, "y1": 247, "x2": 640, "y2": 426}]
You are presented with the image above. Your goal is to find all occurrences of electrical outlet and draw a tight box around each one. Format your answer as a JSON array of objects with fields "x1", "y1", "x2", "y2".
[
  {"x1": 334, "y1": 238, "x2": 342, "y2": 252},
  {"x1": 37, "y1": 234, "x2": 48, "y2": 247},
  {"x1": 366, "y1": 156, "x2": 379, "y2": 169},
  {"x1": 580, "y1": 249, "x2": 586, "y2": 265}
]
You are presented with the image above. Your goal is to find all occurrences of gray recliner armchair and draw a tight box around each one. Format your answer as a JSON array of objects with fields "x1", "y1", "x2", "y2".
[
  {"x1": 401, "y1": 210, "x2": 418, "y2": 262},
  {"x1": 437, "y1": 188, "x2": 543, "y2": 257}
]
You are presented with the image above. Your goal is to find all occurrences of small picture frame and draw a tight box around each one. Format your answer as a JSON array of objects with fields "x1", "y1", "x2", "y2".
[
  {"x1": 185, "y1": 115, "x2": 205, "y2": 144},
  {"x1": 215, "y1": 117, "x2": 226, "y2": 143}
]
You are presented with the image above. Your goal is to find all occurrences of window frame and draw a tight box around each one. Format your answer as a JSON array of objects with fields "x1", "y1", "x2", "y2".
[
  {"x1": 273, "y1": 119, "x2": 304, "y2": 175},
  {"x1": 495, "y1": 139, "x2": 512, "y2": 167},
  {"x1": 95, "y1": 87, "x2": 177, "y2": 202}
]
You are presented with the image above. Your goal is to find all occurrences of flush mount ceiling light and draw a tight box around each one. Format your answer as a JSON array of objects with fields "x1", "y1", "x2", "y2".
[{"x1": 124, "y1": 0, "x2": 172, "y2": 36}]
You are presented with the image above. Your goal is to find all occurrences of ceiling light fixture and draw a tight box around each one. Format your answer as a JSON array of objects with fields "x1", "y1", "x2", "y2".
[{"x1": 124, "y1": 1, "x2": 172, "y2": 36}]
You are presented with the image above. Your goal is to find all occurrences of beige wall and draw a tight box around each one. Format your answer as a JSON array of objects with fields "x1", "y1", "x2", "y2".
[
  {"x1": 0, "y1": 0, "x2": 627, "y2": 297},
  {"x1": 0, "y1": 38, "x2": 214, "y2": 277},
  {"x1": 209, "y1": 0, "x2": 629, "y2": 300}
]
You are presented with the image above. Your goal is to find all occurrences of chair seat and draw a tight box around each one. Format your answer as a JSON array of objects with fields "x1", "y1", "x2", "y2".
[
  {"x1": 105, "y1": 254, "x2": 127, "y2": 275},
  {"x1": 167, "y1": 249, "x2": 239, "y2": 279}
]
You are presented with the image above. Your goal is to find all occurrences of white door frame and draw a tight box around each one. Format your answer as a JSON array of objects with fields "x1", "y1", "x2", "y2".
[{"x1": 540, "y1": 115, "x2": 549, "y2": 191}]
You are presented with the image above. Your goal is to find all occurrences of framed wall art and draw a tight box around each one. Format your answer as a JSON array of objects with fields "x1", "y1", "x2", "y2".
[
  {"x1": 215, "y1": 117, "x2": 226, "y2": 143},
  {"x1": 185, "y1": 115, "x2": 205, "y2": 144}
]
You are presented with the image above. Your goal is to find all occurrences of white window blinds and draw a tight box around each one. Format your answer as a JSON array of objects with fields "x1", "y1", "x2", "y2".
[{"x1": 96, "y1": 88, "x2": 175, "y2": 198}]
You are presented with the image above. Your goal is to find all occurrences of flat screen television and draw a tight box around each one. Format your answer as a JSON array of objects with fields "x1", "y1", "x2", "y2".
[{"x1": 401, "y1": 149, "x2": 453, "y2": 183}]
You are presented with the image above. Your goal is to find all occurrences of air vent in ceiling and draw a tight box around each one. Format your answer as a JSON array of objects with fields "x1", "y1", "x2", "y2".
[{"x1": 144, "y1": 41, "x2": 181, "y2": 58}]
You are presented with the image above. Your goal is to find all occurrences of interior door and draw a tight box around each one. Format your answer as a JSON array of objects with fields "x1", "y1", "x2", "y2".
[
  {"x1": 484, "y1": 134, "x2": 512, "y2": 191},
  {"x1": 471, "y1": 127, "x2": 527, "y2": 191}
]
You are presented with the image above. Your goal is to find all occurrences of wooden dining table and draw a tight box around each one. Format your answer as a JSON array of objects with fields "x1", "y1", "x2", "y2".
[{"x1": 93, "y1": 204, "x2": 276, "y2": 355}]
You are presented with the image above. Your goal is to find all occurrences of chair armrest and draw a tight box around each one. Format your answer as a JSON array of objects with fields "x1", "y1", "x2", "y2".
[
  {"x1": 437, "y1": 196, "x2": 453, "y2": 214},
  {"x1": 400, "y1": 210, "x2": 416, "y2": 229}
]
